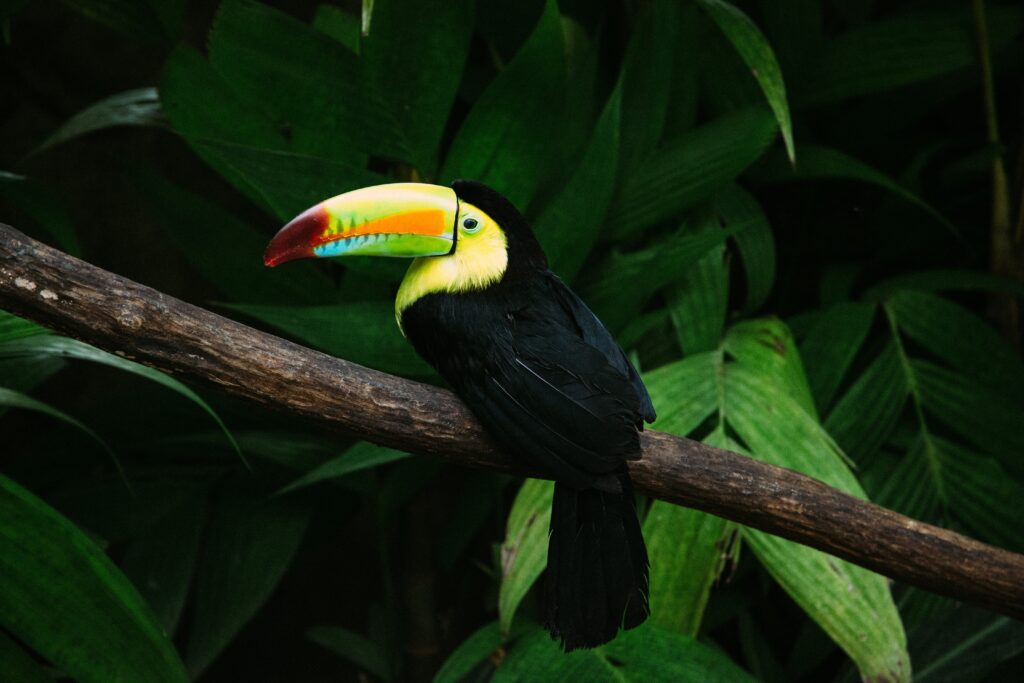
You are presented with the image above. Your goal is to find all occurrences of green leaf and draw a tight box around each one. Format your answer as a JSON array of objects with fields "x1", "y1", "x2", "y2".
[
  {"x1": 580, "y1": 225, "x2": 737, "y2": 333},
  {"x1": 133, "y1": 170, "x2": 335, "y2": 305},
  {"x1": 799, "y1": 301, "x2": 876, "y2": 412},
  {"x1": 800, "y1": 6, "x2": 1024, "y2": 106},
  {"x1": 433, "y1": 621, "x2": 503, "y2": 683},
  {"x1": 185, "y1": 481, "x2": 311, "y2": 677},
  {"x1": 606, "y1": 107, "x2": 778, "y2": 240},
  {"x1": 307, "y1": 626, "x2": 392, "y2": 682},
  {"x1": 493, "y1": 623, "x2": 756, "y2": 682},
  {"x1": 642, "y1": 351, "x2": 719, "y2": 439},
  {"x1": 0, "y1": 474, "x2": 188, "y2": 683},
  {"x1": 865, "y1": 269, "x2": 1024, "y2": 300},
  {"x1": 825, "y1": 342, "x2": 908, "y2": 464},
  {"x1": 724, "y1": 318, "x2": 817, "y2": 418},
  {"x1": 441, "y1": 0, "x2": 564, "y2": 210},
  {"x1": 32, "y1": 87, "x2": 165, "y2": 156},
  {"x1": 0, "y1": 171, "x2": 81, "y2": 256},
  {"x1": 667, "y1": 242, "x2": 729, "y2": 355},
  {"x1": 224, "y1": 302, "x2": 433, "y2": 378},
  {"x1": 534, "y1": 82, "x2": 622, "y2": 281},
  {"x1": 0, "y1": 336, "x2": 240, "y2": 460},
  {"x1": 912, "y1": 604, "x2": 1024, "y2": 683},
  {"x1": 697, "y1": 0, "x2": 794, "y2": 162},
  {"x1": 498, "y1": 478, "x2": 553, "y2": 635},
  {"x1": 714, "y1": 184, "x2": 774, "y2": 314},
  {"x1": 313, "y1": 3, "x2": 360, "y2": 53},
  {"x1": 755, "y1": 145, "x2": 958, "y2": 238},
  {"x1": 278, "y1": 441, "x2": 412, "y2": 495},
  {"x1": 724, "y1": 365, "x2": 909, "y2": 682},
  {"x1": 887, "y1": 290, "x2": 1024, "y2": 402},
  {"x1": 208, "y1": 0, "x2": 397, "y2": 162},
  {"x1": 361, "y1": 0, "x2": 474, "y2": 171},
  {"x1": 0, "y1": 309, "x2": 47, "y2": 342},
  {"x1": 868, "y1": 437, "x2": 941, "y2": 523},
  {"x1": 122, "y1": 499, "x2": 206, "y2": 635}
]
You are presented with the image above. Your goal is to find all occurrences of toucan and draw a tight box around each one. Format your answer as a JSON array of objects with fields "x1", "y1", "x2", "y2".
[{"x1": 264, "y1": 180, "x2": 655, "y2": 650}]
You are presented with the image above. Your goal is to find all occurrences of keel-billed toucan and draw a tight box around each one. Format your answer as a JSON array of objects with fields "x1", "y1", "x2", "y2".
[{"x1": 265, "y1": 181, "x2": 655, "y2": 650}]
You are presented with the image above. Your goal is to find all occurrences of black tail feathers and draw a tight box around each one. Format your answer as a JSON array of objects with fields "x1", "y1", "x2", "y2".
[{"x1": 543, "y1": 474, "x2": 649, "y2": 651}]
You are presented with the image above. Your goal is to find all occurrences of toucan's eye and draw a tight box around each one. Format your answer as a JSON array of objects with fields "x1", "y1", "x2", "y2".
[{"x1": 462, "y1": 217, "x2": 481, "y2": 233}]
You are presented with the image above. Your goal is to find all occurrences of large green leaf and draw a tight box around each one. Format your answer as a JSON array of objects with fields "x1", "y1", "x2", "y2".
[
  {"x1": 225, "y1": 302, "x2": 432, "y2": 377},
  {"x1": 643, "y1": 351, "x2": 719, "y2": 436},
  {"x1": 185, "y1": 481, "x2": 311, "y2": 676},
  {"x1": 533, "y1": 82, "x2": 622, "y2": 280},
  {"x1": 441, "y1": 0, "x2": 564, "y2": 210},
  {"x1": 32, "y1": 87, "x2": 165, "y2": 156},
  {"x1": 433, "y1": 621, "x2": 504, "y2": 683},
  {"x1": 698, "y1": 0, "x2": 794, "y2": 162},
  {"x1": 724, "y1": 365, "x2": 910, "y2": 682},
  {"x1": 607, "y1": 107, "x2": 778, "y2": 240},
  {"x1": 361, "y1": 0, "x2": 473, "y2": 171},
  {"x1": 0, "y1": 630, "x2": 54, "y2": 683},
  {"x1": 0, "y1": 474, "x2": 188, "y2": 683},
  {"x1": 497, "y1": 478, "x2": 553, "y2": 635},
  {"x1": 493, "y1": 623, "x2": 756, "y2": 682},
  {"x1": 911, "y1": 603, "x2": 1024, "y2": 683},
  {"x1": 0, "y1": 336, "x2": 239, "y2": 458},
  {"x1": 0, "y1": 309, "x2": 47, "y2": 343},
  {"x1": 724, "y1": 318, "x2": 817, "y2": 418},
  {"x1": 800, "y1": 5, "x2": 1024, "y2": 106},
  {"x1": 667, "y1": 242, "x2": 728, "y2": 355}
]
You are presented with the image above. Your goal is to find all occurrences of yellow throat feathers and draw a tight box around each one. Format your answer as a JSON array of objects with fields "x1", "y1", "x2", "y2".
[{"x1": 395, "y1": 203, "x2": 508, "y2": 332}]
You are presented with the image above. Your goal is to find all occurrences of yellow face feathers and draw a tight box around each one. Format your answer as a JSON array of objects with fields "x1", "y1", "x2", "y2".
[{"x1": 395, "y1": 201, "x2": 508, "y2": 329}]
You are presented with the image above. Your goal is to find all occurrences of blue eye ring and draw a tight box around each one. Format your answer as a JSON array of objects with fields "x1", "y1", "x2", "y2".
[{"x1": 462, "y1": 217, "x2": 481, "y2": 233}]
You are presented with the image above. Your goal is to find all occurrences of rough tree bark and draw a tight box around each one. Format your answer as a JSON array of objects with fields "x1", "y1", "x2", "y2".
[{"x1": 1, "y1": 222, "x2": 1023, "y2": 620}]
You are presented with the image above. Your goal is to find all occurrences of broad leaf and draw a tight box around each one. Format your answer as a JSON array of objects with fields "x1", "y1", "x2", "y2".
[
  {"x1": 434, "y1": 621, "x2": 504, "y2": 683},
  {"x1": 698, "y1": 0, "x2": 794, "y2": 161},
  {"x1": 0, "y1": 474, "x2": 188, "y2": 683},
  {"x1": 667, "y1": 242, "x2": 729, "y2": 355},
  {"x1": 714, "y1": 184, "x2": 775, "y2": 314},
  {"x1": 497, "y1": 478, "x2": 553, "y2": 635},
  {"x1": 799, "y1": 301, "x2": 876, "y2": 412},
  {"x1": 278, "y1": 441, "x2": 412, "y2": 495}
]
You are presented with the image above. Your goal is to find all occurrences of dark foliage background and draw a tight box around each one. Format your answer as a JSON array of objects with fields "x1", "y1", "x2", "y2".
[{"x1": 2, "y1": 0, "x2": 1023, "y2": 681}]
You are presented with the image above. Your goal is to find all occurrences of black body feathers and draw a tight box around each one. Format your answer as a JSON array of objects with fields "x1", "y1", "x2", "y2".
[{"x1": 400, "y1": 181, "x2": 654, "y2": 650}]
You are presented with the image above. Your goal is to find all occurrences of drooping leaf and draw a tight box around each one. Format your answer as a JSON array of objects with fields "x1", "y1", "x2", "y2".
[
  {"x1": 0, "y1": 309, "x2": 47, "y2": 343},
  {"x1": 0, "y1": 474, "x2": 188, "y2": 683},
  {"x1": 0, "y1": 336, "x2": 240, "y2": 459},
  {"x1": 32, "y1": 87, "x2": 165, "y2": 156},
  {"x1": 224, "y1": 302, "x2": 432, "y2": 377},
  {"x1": 865, "y1": 269, "x2": 1024, "y2": 300},
  {"x1": 361, "y1": 0, "x2": 474, "y2": 171},
  {"x1": 185, "y1": 481, "x2": 311, "y2": 677},
  {"x1": 724, "y1": 365, "x2": 910, "y2": 682},
  {"x1": 607, "y1": 107, "x2": 778, "y2": 240},
  {"x1": 911, "y1": 603, "x2": 1024, "y2": 683},
  {"x1": 278, "y1": 441, "x2": 412, "y2": 495},
  {"x1": 697, "y1": 0, "x2": 794, "y2": 162},
  {"x1": 307, "y1": 626, "x2": 392, "y2": 682},
  {"x1": 724, "y1": 318, "x2": 817, "y2": 418},
  {"x1": 441, "y1": 0, "x2": 565, "y2": 210},
  {"x1": 0, "y1": 386, "x2": 116, "y2": 467},
  {"x1": 497, "y1": 478, "x2": 553, "y2": 635}
]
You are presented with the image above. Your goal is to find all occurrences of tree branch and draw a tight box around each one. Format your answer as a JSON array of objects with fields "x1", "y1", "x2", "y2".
[{"x1": 2, "y1": 222, "x2": 1023, "y2": 620}]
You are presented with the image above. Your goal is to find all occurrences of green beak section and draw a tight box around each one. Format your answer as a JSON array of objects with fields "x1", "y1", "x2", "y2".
[{"x1": 264, "y1": 183, "x2": 458, "y2": 267}]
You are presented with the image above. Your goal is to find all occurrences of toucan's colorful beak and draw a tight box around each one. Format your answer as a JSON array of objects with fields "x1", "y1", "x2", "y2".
[{"x1": 264, "y1": 183, "x2": 458, "y2": 267}]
